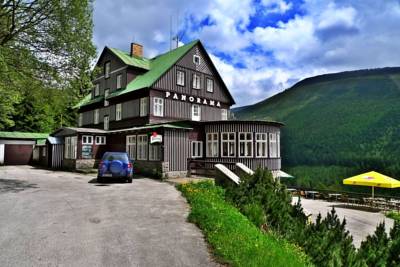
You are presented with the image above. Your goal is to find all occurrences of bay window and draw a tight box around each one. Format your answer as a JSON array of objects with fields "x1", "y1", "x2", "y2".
[
  {"x1": 256, "y1": 133, "x2": 268, "y2": 158},
  {"x1": 239, "y1": 132, "x2": 253, "y2": 157},
  {"x1": 221, "y1": 132, "x2": 235, "y2": 157},
  {"x1": 269, "y1": 133, "x2": 277, "y2": 158},
  {"x1": 153, "y1": 97, "x2": 164, "y2": 117}
]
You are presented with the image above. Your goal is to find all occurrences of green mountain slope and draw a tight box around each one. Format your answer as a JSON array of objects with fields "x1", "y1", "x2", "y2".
[{"x1": 235, "y1": 67, "x2": 400, "y2": 179}]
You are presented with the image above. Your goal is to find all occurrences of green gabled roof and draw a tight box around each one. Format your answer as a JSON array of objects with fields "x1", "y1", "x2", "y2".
[
  {"x1": 74, "y1": 94, "x2": 103, "y2": 109},
  {"x1": 108, "y1": 47, "x2": 151, "y2": 70},
  {"x1": 108, "y1": 40, "x2": 198, "y2": 99},
  {"x1": 75, "y1": 40, "x2": 199, "y2": 108},
  {"x1": 0, "y1": 131, "x2": 49, "y2": 139}
]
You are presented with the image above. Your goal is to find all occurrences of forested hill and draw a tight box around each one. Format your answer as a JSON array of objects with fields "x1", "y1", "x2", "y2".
[{"x1": 234, "y1": 67, "x2": 400, "y2": 177}]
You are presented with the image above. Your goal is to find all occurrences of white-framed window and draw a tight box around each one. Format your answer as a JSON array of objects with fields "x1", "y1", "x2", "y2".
[
  {"x1": 116, "y1": 74, "x2": 122, "y2": 89},
  {"x1": 153, "y1": 97, "x2": 164, "y2": 117},
  {"x1": 191, "y1": 141, "x2": 203, "y2": 158},
  {"x1": 95, "y1": 136, "x2": 106, "y2": 145},
  {"x1": 221, "y1": 132, "x2": 236, "y2": 157},
  {"x1": 191, "y1": 104, "x2": 201, "y2": 121},
  {"x1": 64, "y1": 136, "x2": 77, "y2": 159},
  {"x1": 116, "y1": 103, "x2": 122, "y2": 121},
  {"x1": 192, "y1": 73, "x2": 201, "y2": 89},
  {"x1": 104, "y1": 115, "x2": 109, "y2": 130},
  {"x1": 94, "y1": 84, "x2": 100, "y2": 96},
  {"x1": 177, "y1": 70, "x2": 185, "y2": 86},
  {"x1": 239, "y1": 132, "x2": 253, "y2": 157},
  {"x1": 221, "y1": 109, "x2": 228, "y2": 120},
  {"x1": 78, "y1": 113, "x2": 83, "y2": 127},
  {"x1": 82, "y1": 135, "x2": 93, "y2": 145},
  {"x1": 206, "y1": 78, "x2": 213, "y2": 92},
  {"x1": 149, "y1": 144, "x2": 162, "y2": 161},
  {"x1": 137, "y1": 135, "x2": 148, "y2": 160},
  {"x1": 94, "y1": 109, "x2": 99, "y2": 124},
  {"x1": 206, "y1": 133, "x2": 219, "y2": 157},
  {"x1": 140, "y1": 97, "x2": 148, "y2": 117},
  {"x1": 256, "y1": 133, "x2": 268, "y2": 158},
  {"x1": 126, "y1": 135, "x2": 136, "y2": 160},
  {"x1": 104, "y1": 89, "x2": 109, "y2": 106},
  {"x1": 193, "y1": 55, "x2": 200, "y2": 65},
  {"x1": 269, "y1": 132, "x2": 277, "y2": 158},
  {"x1": 277, "y1": 133, "x2": 280, "y2": 158},
  {"x1": 104, "y1": 61, "x2": 110, "y2": 78}
]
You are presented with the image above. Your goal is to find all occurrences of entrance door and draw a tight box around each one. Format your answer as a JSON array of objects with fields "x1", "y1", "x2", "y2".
[{"x1": 0, "y1": 144, "x2": 4, "y2": 165}]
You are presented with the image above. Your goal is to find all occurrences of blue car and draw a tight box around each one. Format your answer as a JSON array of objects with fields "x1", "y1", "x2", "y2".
[{"x1": 97, "y1": 152, "x2": 133, "y2": 183}]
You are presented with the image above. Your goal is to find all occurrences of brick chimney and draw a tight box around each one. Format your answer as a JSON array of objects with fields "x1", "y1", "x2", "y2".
[{"x1": 130, "y1": 43, "x2": 143, "y2": 58}]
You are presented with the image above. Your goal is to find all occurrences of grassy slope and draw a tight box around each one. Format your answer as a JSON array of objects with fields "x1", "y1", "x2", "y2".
[
  {"x1": 178, "y1": 182, "x2": 311, "y2": 267},
  {"x1": 235, "y1": 69, "x2": 400, "y2": 181}
]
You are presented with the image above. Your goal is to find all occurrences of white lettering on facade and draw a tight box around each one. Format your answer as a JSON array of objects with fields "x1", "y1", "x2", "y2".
[{"x1": 163, "y1": 91, "x2": 223, "y2": 108}]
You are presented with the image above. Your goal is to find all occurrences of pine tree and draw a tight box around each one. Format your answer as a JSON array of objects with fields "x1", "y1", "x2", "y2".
[{"x1": 357, "y1": 222, "x2": 389, "y2": 267}]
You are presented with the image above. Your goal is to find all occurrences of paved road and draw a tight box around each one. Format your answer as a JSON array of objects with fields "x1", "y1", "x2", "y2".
[
  {"x1": 0, "y1": 166, "x2": 217, "y2": 267},
  {"x1": 293, "y1": 197, "x2": 394, "y2": 248}
]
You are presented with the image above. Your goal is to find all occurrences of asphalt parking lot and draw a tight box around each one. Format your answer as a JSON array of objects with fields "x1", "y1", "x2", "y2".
[{"x1": 0, "y1": 166, "x2": 217, "y2": 267}]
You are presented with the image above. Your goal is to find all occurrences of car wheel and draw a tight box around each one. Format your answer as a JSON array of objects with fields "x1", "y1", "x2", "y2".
[{"x1": 127, "y1": 178, "x2": 132, "y2": 183}]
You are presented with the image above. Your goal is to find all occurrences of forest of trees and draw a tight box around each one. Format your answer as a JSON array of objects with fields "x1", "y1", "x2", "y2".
[{"x1": 0, "y1": 0, "x2": 96, "y2": 133}]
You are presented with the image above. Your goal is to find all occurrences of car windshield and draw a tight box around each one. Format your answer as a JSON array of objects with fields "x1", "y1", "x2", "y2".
[{"x1": 102, "y1": 153, "x2": 128, "y2": 161}]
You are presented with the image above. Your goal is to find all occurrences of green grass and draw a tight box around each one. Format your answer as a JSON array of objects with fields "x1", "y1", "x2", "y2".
[
  {"x1": 177, "y1": 181, "x2": 312, "y2": 267},
  {"x1": 386, "y1": 211, "x2": 400, "y2": 221}
]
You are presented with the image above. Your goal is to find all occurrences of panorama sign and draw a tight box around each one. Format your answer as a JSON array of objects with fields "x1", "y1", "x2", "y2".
[{"x1": 165, "y1": 91, "x2": 221, "y2": 108}]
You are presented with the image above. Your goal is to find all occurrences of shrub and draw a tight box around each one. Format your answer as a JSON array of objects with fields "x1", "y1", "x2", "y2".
[{"x1": 241, "y1": 202, "x2": 266, "y2": 228}]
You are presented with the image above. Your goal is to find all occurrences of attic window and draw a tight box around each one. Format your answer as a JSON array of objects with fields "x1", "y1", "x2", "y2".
[
  {"x1": 104, "y1": 61, "x2": 110, "y2": 78},
  {"x1": 193, "y1": 55, "x2": 200, "y2": 65}
]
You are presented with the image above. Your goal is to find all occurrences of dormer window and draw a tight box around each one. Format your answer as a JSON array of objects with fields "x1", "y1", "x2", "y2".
[
  {"x1": 104, "y1": 61, "x2": 110, "y2": 78},
  {"x1": 116, "y1": 74, "x2": 122, "y2": 89},
  {"x1": 193, "y1": 55, "x2": 200, "y2": 65},
  {"x1": 94, "y1": 84, "x2": 100, "y2": 96}
]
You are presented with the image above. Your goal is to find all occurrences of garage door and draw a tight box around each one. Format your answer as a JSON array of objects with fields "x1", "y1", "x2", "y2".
[{"x1": 4, "y1": 144, "x2": 34, "y2": 165}]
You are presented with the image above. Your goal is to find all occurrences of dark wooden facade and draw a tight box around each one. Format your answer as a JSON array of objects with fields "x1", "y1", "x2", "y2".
[{"x1": 52, "y1": 40, "x2": 283, "y2": 177}]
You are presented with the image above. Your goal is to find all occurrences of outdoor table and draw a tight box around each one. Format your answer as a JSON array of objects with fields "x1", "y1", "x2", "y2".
[
  {"x1": 305, "y1": 191, "x2": 319, "y2": 200},
  {"x1": 328, "y1": 193, "x2": 341, "y2": 201}
]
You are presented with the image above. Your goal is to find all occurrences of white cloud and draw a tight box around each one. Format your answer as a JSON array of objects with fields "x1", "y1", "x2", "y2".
[{"x1": 93, "y1": 0, "x2": 400, "y2": 106}]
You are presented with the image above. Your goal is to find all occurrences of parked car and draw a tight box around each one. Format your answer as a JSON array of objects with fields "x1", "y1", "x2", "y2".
[{"x1": 97, "y1": 152, "x2": 133, "y2": 183}]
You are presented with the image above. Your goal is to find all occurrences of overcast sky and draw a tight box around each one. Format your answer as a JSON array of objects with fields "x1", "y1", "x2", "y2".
[{"x1": 93, "y1": 0, "x2": 400, "y2": 107}]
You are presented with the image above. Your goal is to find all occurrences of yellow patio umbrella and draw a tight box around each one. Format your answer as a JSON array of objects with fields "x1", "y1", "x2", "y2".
[{"x1": 343, "y1": 171, "x2": 400, "y2": 198}]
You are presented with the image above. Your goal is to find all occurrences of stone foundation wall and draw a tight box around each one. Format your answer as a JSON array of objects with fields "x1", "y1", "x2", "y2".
[
  {"x1": 134, "y1": 161, "x2": 163, "y2": 178},
  {"x1": 76, "y1": 159, "x2": 98, "y2": 169}
]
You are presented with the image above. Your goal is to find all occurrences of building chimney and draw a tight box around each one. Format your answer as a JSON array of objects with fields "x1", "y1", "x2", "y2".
[{"x1": 130, "y1": 43, "x2": 143, "y2": 58}]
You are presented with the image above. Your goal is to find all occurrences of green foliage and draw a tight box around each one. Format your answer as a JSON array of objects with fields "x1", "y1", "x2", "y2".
[
  {"x1": 386, "y1": 211, "x2": 400, "y2": 221},
  {"x1": 241, "y1": 203, "x2": 266, "y2": 228},
  {"x1": 177, "y1": 181, "x2": 312, "y2": 267},
  {"x1": 235, "y1": 68, "x2": 400, "y2": 184},
  {"x1": 358, "y1": 222, "x2": 389, "y2": 267},
  {"x1": 0, "y1": 0, "x2": 96, "y2": 132}
]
